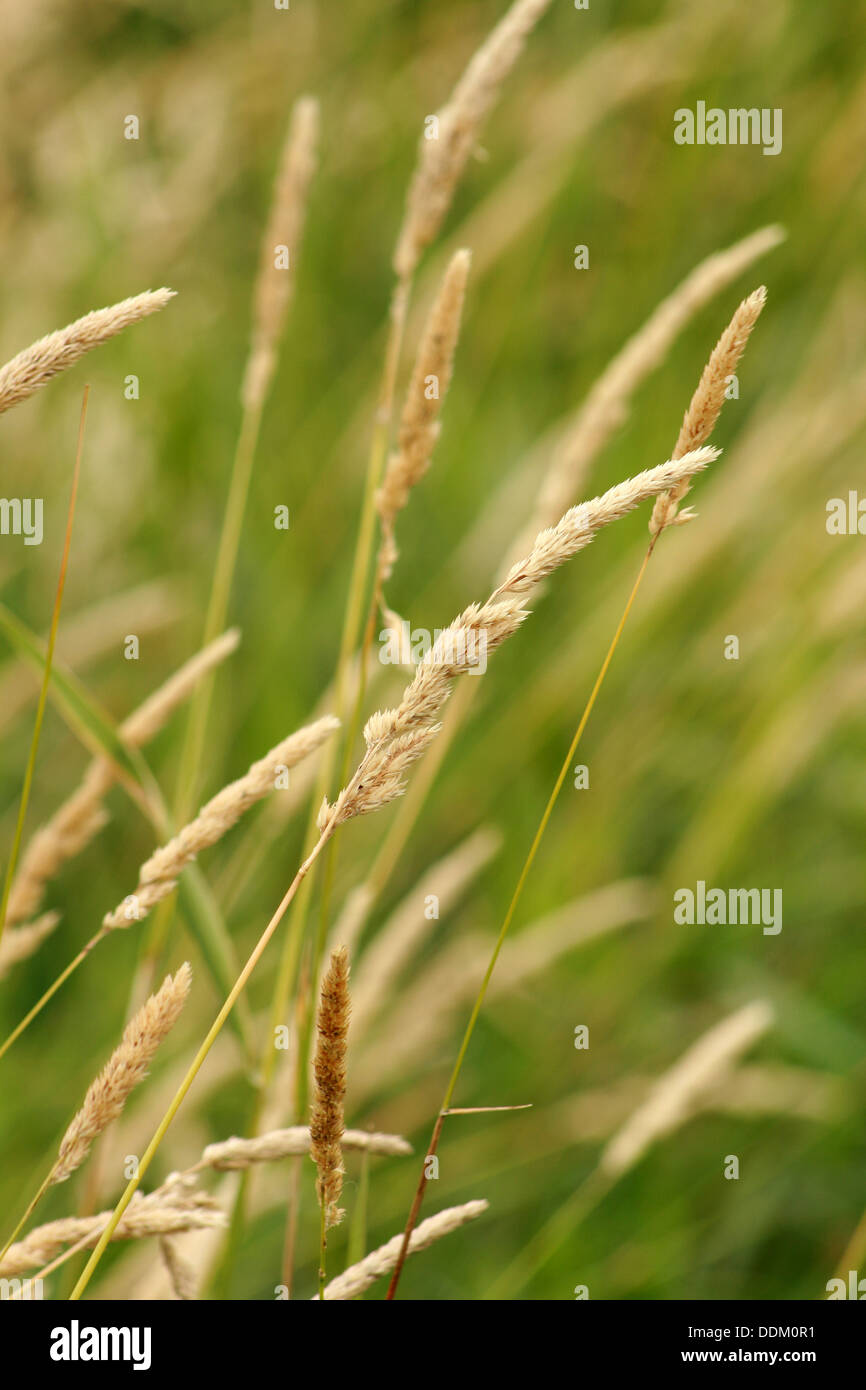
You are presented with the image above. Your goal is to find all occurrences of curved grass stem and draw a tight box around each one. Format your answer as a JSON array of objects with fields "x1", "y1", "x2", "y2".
[{"x1": 385, "y1": 537, "x2": 658, "y2": 1298}]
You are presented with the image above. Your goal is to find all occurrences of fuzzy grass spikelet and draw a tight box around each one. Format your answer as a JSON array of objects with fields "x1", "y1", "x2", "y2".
[
  {"x1": 310, "y1": 946, "x2": 351, "y2": 1229},
  {"x1": 50, "y1": 965, "x2": 192, "y2": 1185},
  {"x1": 0, "y1": 289, "x2": 175, "y2": 416}
]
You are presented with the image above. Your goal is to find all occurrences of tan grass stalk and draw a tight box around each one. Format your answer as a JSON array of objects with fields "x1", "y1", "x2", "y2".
[
  {"x1": 159, "y1": 1236, "x2": 199, "y2": 1300},
  {"x1": 321, "y1": 449, "x2": 715, "y2": 830},
  {"x1": 310, "y1": 946, "x2": 351, "y2": 1232},
  {"x1": 0, "y1": 912, "x2": 58, "y2": 980},
  {"x1": 505, "y1": 230, "x2": 782, "y2": 565},
  {"x1": 242, "y1": 96, "x2": 319, "y2": 412},
  {"x1": 317, "y1": 1200, "x2": 488, "y2": 1300},
  {"x1": 376, "y1": 248, "x2": 472, "y2": 593},
  {"x1": 393, "y1": 0, "x2": 552, "y2": 278},
  {"x1": 598, "y1": 1001, "x2": 774, "y2": 1179},
  {"x1": 650, "y1": 286, "x2": 768, "y2": 534},
  {"x1": 345, "y1": 232, "x2": 783, "y2": 960},
  {"x1": 197, "y1": 1126, "x2": 410, "y2": 1172},
  {"x1": 102, "y1": 715, "x2": 338, "y2": 929},
  {"x1": 0, "y1": 1176, "x2": 223, "y2": 1278},
  {"x1": 69, "y1": 451, "x2": 714, "y2": 1301},
  {"x1": 0, "y1": 289, "x2": 175, "y2": 416},
  {"x1": 51, "y1": 965, "x2": 193, "y2": 1185},
  {"x1": 5, "y1": 629, "x2": 241, "y2": 932}
]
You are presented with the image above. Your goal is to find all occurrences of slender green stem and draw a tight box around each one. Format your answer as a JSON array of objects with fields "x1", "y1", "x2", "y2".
[
  {"x1": 0, "y1": 1168, "x2": 55, "y2": 1269},
  {"x1": 0, "y1": 388, "x2": 89, "y2": 949},
  {"x1": 68, "y1": 824, "x2": 333, "y2": 1300},
  {"x1": 0, "y1": 927, "x2": 106, "y2": 1065},
  {"x1": 385, "y1": 540, "x2": 657, "y2": 1298},
  {"x1": 174, "y1": 398, "x2": 265, "y2": 826}
]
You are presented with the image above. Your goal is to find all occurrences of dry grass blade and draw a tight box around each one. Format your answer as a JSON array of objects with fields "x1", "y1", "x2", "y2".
[
  {"x1": 197, "y1": 1126, "x2": 410, "y2": 1172},
  {"x1": 376, "y1": 247, "x2": 472, "y2": 593},
  {"x1": 5, "y1": 630, "x2": 241, "y2": 933},
  {"x1": 51, "y1": 965, "x2": 192, "y2": 1184},
  {"x1": 159, "y1": 1236, "x2": 199, "y2": 1300},
  {"x1": 68, "y1": 451, "x2": 712, "y2": 1302},
  {"x1": 0, "y1": 1175, "x2": 223, "y2": 1278},
  {"x1": 243, "y1": 95, "x2": 319, "y2": 411},
  {"x1": 598, "y1": 1000, "x2": 774, "y2": 1179},
  {"x1": 317, "y1": 1200, "x2": 489, "y2": 1300},
  {"x1": 650, "y1": 285, "x2": 768, "y2": 533},
  {"x1": 506, "y1": 228, "x2": 783, "y2": 563},
  {"x1": 394, "y1": 0, "x2": 552, "y2": 278},
  {"x1": 0, "y1": 290, "x2": 174, "y2": 416},
  {"x1": 323, "y1": 449, "x2": 715, "y2": 829},
  {"x1": 0, "y1": 912, "x2": 58, "y2": 980},
  {"x1": 102, "y1": 715, "x2": 339, "y2": 929}
]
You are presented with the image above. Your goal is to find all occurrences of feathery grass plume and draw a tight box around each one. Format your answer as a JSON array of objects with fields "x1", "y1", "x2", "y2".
[
  {"x1": 0, "y1": 1175, "x2": 223, "y2": 1278},
  {"x1": 321, "y1": 449, "x2": 716, "y2": 829},
  {"x1": 0, "y1": 289, "x2": 175, "y2": 416},
  {"x1": 310, "y1": 946, "x2": 350, "y2": 1229},
  {"x1": 197, "y1": 1126, "x2": 410, "y2": 1172},
  {"x1": 242, "y1": 95, "x2": 319, "y2": 412},
  {"x1": 71, "y1": 453, "x2": 712, "y2": 1300},
  {"x1": 393, "y1": 0, "x2": 552, "y2": 279},
  {"x1": 598, "y1": 1000, "x2": 774, "y2": 1179},
  {"x1": 4, "y1": 630, "x2": 241, "y2": 933},
  {"x1": 376, "y1": 248, "x2": 472, "y2": 591},
  {"x1": 650, "y1": 286, "x2": 768, "y2": 535},
  {"x1": 102, "y1": 715, "x2": 339, "y2": 929},
  {"x1": 317, "y1": 1200, "x2": 488, "y2": 1300},
  {"x1": 0, "y1": 912, "x2": 58, "y2": 980},
  {"x1": 50, "y1": 965, "x2": 192, "y2": 1185},
  {"x1": 503, "y1": 229, "x2": 783, "y2": 566}
]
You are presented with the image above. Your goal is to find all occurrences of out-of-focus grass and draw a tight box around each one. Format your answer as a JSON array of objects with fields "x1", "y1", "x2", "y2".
[{"x1": 1, "y1": 0, "x2": 864, "y2": 1300}]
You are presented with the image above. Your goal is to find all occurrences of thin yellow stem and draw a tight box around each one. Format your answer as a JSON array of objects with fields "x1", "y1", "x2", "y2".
[
  {"x1": 174, "y1": 398, "x2": 265, "y2": 826},
  {"x1": 0, "y1": 928, "x2": 105, "y2": 1066},
  {"x1": 68, "y1": 824, "x2": 333, "y2": 1300},
  {"x1": 0, "y1": 387, "x2": 89, "y2": 949},
  {"x1": 386, "y1": 539, "x2": 657, "y2": 1298},
  {"x1": 0, "y1": 1167, "x2": 55, "y2": 1269}
]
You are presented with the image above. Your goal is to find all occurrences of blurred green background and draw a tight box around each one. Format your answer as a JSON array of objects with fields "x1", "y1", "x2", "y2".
[{"x1": 1, "y1": 0, "x2": 865, "y2": 1300}]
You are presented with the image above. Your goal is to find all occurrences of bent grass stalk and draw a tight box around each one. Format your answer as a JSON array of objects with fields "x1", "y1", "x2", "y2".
[
  {"x1": 68, "y1": 823, "x2": 335, "y2": 1299},
  {"x1": 384, "y1": 540, "x2": 656, "y2": 1298},
  {"x1": 0, "y1": 387, "x2": 89, "y2": 952},
  {"x1": 70, "y1": 450, "x2": 704, "y2": 1298},
  {"x1": 385, "y1": 285, "x2": 768, "y2": 1297},
  {"x1": 276, "y1": 0, "x2": 554, "y2": 1237},
  {"x1": 174, "y1": 97, "x2": 318, "y2": 829}
]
